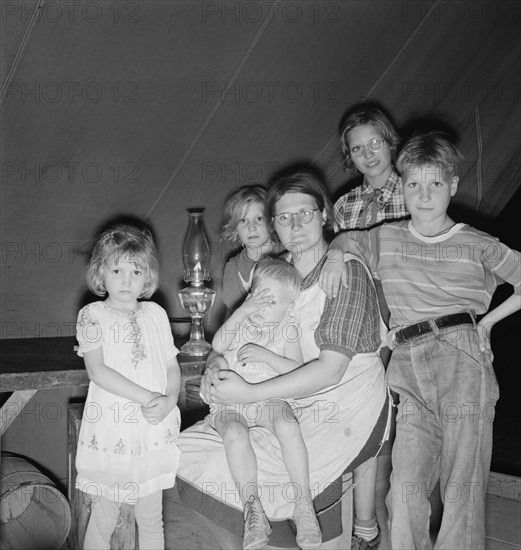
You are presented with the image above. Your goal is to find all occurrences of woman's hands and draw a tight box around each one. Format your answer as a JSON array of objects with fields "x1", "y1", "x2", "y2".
[
  {"x1": 199, "y1": 350, "x2": 254, "y2": 404},
  {"x1": 200, "y1": 351, "x2": 229, "y2": 403},
  {"x1": 210, "y1": 370, "x2": 253, "y2": 404}
]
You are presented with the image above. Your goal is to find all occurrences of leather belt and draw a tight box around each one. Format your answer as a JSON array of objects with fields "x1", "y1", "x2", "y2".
[{"x1": 393, "y1": 312, "x2": 475, "y2": 346}]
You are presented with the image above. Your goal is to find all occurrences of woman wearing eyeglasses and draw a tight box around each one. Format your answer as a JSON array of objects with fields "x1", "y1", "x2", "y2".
[{"x1": 193, "y1": 169, "x2": 389, "y2": 549}]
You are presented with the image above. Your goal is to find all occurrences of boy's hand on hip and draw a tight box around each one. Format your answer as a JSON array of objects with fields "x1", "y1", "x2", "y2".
[{"x1": 476, "y1": 320, "x2": 494, "y2": 362}]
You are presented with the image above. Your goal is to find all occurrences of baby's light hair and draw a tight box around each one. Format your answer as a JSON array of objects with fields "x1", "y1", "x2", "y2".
[
  {"x1": 397, "y1": 131, "x2": 464, "y2": 180},
  {"x1": 339, "y1": 102, "x2": 400, "y2": 172},
  {"x1": 220, "y1": 185, "x2": 268, "y2": 245},
  {"x1": 85, "y1": 224, "x2": 159, "y2": 298},
  {"x1": 251, "y1": 257, "x2": 302, "y2": 300}
]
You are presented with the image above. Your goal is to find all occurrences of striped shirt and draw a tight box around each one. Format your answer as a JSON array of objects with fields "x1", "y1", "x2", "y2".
[
  {"x1": 334, "y1": 168, "x2": 408, "y2": 230},
  {"x1": 343, "y1": 221, "x2": 521, "y2": 329}
]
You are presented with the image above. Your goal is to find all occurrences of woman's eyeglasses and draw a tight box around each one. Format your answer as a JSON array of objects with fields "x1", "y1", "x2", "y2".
[
  {"x1": 272, "y1": 208, "x2": 320, "y2": 227},
  {"x1": 350, "y1": 138, "x2": 386, "y2": 157}
]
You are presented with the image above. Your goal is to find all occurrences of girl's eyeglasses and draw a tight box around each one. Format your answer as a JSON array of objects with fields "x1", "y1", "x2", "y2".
[
  {"x1": 350, "y1": 138, "x2": 386, "y2": 157},
  {"x1": 272, "y1": 208, "x2": 320, "y2": 227}
]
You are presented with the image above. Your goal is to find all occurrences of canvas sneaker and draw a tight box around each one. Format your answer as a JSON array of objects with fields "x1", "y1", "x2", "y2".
[
  {"x1": 294, "y1": 495, "x2": 322, "y2": 549},
  {"x1": 243, "y1": 495, "x2": 272, "y2": 550},
  {"x1": 351, "y1": 530, "x2": 381, "y2": 550}
]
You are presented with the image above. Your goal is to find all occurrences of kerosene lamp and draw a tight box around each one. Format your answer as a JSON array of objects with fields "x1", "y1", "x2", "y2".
[{"x1": 177, "y1": 209, "x2": 216, "y2": 356}]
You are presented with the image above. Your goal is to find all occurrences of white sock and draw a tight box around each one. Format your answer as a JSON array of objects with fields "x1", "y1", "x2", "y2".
[{"x1": 354, "y1": 518, "x2": 378, "y2": 542}]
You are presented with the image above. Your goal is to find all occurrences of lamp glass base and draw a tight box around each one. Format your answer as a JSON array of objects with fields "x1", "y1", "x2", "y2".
[{"x1": 179, "y1": 339, "x2": 212, "y2": 357}]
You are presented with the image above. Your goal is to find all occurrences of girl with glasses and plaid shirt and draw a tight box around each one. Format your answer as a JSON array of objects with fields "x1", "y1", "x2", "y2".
[
  {"x1": 322, "y1": 102, "x2": 407, "y2": 549},
  {"x1": 334, "y1": 102, "x2": 407, "y2": 232}
]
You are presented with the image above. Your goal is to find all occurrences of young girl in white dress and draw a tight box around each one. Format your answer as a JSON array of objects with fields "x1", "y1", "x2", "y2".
[{"x1": 76, "y1": 223, "x2": 181, "y2": 549}]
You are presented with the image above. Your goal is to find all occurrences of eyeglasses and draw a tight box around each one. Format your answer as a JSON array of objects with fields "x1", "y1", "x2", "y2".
[
  {"x1": 272, "y1": 208, "x2": 320, "y2": 227},
  {"x1": 350, "y1": 138, "x2": 386, "y2": 157}
]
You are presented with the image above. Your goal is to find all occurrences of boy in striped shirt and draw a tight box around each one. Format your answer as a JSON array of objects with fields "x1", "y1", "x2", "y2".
[{"x1": 326, "y1": 132, "x2": 520, "y2": 549}]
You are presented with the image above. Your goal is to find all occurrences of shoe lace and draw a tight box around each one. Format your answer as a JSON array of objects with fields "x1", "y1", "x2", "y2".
[
  {"x1": 296, "y1": 497, "x2": 317, "y2": 530},
  {"x1": 351, "y1": 535, "x2": 364, "y2": 550},
  {"x1": 245, "y1": 500, "x2": 263, "y2": 533},
  {"x1": 351, "y1": 533, "x2": 379, "y2": 550}
]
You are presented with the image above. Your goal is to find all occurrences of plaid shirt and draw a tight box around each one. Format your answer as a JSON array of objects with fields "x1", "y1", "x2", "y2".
[
  {"x1": 334, "y1": 168, "x2": 408, "y2": 230},
  {"x1": 301, "y1": 254, "x2": 381, "y2": 359}
]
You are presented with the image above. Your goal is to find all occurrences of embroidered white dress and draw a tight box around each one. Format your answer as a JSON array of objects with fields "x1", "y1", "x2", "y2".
[{"x1": 75, "y1": 300, "x2": 181, "y2": 503}]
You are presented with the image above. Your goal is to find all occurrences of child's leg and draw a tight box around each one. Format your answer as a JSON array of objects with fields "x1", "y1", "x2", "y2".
[
  {"x1": 386, "y1": 341, "x2": 444, "y2": 550},
  {"x1": 352, "y1": 458, "x2": 380, "y2": 547},
  {"x1": 375, "y1": 453, "x2": 392, "y2": 549},
  {"x1": 257, "y1": 399, "x2": 310, "y2": 498},
  {"x1": 213, "y1": 408, "x2": 259, "y2": 504},
  {"x1": 135, "y1": 491, "x2": 164, "y2": 550},
  {"x1": 374, "y1": 398, "x2": 397, "y2": 550},
  {"x1": 83, "y1": 494, "x2": 121, "y2": 550},
  {"x1": 213, "y1": 407, "x2": 272, "y2": 550},
  {"x1": 257, "y1": 400, "x2": 321, "y2": 550},
  {"x1": 433, "y1": 326, "x2": 497, "y2": 550}
]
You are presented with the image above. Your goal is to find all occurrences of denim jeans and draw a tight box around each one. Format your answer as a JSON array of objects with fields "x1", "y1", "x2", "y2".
[{"x1": 386, "y1": 323, "x2": 499, "y2": 549}]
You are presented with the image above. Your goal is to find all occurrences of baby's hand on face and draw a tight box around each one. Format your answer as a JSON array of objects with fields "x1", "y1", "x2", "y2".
[{"x1": 240, "y1": 287, "x2": 274, "y2": 317}]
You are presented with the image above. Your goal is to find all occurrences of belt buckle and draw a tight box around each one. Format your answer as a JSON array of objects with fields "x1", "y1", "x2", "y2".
[
  {"x1": 390, "y1": 332, "x2": 397, "y2": 348},
  {"x1": 392, "y1": 330, "x2": 403, "y2": 347}
]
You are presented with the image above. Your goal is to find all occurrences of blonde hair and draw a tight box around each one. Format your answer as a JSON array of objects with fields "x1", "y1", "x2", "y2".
[
  {"x1": 397, "y1": 131, "x2": 464, "y2": 180},
  {"x1": 251, "y1": 257, "x2": 301, "y2": 300},
  {"x1": 85, "y1": 224, "x2": 159, "y2": 298},
  {"x1": 220, "y1": 185, "x2": 267, "y2": 245}
]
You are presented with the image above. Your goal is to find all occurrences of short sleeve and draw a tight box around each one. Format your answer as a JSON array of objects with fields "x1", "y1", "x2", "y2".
[
  {"x1": 483, "y1": 240, "x2": 521, "y2": 295},
  {"x1": 315, "y1": 260, "x2": 380, "y2": 359},
  {"x1": 76, "y1": 302, "x2": 106, "y2": 356}
]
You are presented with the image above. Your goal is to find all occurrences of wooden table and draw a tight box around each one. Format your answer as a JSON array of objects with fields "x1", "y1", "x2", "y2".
[
  {"x1": 0, "y1": 336, "x2": 207, "y2": 438},
  {"x1": 0, "y1": 336, "x2": 208, "y2": 549}
]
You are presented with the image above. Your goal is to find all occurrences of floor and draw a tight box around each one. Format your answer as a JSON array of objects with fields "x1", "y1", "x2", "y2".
[
  {"x1": 163, "y1": 486, "x2": 521, "y2": 550},
  {"x1": 486, "y1": 496, "x2": 521, "y2": 550},
  {"x1": 166, "y1": 381, "x2": 521, "y2": 549}
]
